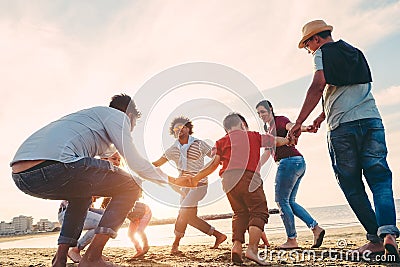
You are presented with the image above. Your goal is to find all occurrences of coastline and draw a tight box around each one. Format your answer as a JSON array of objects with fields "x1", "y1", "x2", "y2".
[
  {"x1": 1, "y1": 225, "x2": 399, "y2": 266},
  {"x1": 0, "y1": 231, "x2": 58, "y2": 243}
]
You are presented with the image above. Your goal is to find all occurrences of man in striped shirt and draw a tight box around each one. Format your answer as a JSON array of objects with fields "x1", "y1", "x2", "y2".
[{"x1": 153, "y1": 116, "x2": 227, "y2": 254}]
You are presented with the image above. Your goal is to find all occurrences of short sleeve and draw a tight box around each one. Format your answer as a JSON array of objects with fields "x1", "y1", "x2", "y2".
[
  {"x1": 199, "y1": 140, "x2": 212, "y2": 157},
  {"x1": 163, "y1": 146, "x2": 173, "y2": 160},
  {"x1": 279, "y1": 116, "x2": 290, "y2": 127},
  {"x1": 261, "y1": 133, "x2": 275, "y2": 148},
  {"x1": 313, "y1": 48, "x2": 323, "y2": 72},
  {"x1": 211, "y1": 146, "x2": 218, "y2": 157},
  {"x1": 212, "y1": 138, "x2": 222, "y2": 157}
]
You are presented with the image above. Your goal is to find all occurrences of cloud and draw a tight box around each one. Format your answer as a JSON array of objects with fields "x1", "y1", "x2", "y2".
[
  {"x1": 374, "y1": 85, "x2": 400, "y2": 107},
  {"x1": 1, "y1": 0, "x2": 400, "y2": 221}
]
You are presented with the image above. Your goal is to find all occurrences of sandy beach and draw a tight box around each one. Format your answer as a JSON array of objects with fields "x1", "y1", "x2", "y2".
[{"x1": 1, "y1": 225, "x2": 400, "y2": 266}]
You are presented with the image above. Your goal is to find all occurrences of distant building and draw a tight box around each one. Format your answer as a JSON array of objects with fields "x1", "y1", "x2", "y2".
[
  {"x1": 37, "y1": 219, "x2": 55, "y2": 232},
  {"x1": 12, "y1": 215, "x2": 33, "y2": 233},
  {"x1": 0, "y1": 221, "x2": 15, "y2": 235}
]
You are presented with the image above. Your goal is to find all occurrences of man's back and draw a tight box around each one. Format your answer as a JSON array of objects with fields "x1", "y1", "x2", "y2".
[
  {"x1": 11, "y1": 106, "x2": 128, "y2": 164},
  {"x1": 313, "y1": 41, "x2": 381, "y2": 131}
]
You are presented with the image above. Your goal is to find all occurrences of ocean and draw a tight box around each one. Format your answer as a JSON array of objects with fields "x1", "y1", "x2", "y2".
[{"x1": 1, "y1": 200, "x2": 400, "y2": 249}]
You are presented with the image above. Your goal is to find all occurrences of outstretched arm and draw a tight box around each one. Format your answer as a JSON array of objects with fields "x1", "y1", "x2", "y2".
[
  {"x1": 288, "y1": 70, "x2": 326, "y2": 143},
  {"x1": 275, "y1": 136, "x2": 290, "y2": 147},
  {"x1": 152, "y1": 156, "x2": 186, "y2": 196},
  {"x1": 259, "y1": 149, "x2": 271, "y2": 166},
  {"x1": 286, "y1": 122, "x2": 314, "y2": 133},
  {"x1": 170, "y1": 155, "x2": 221, "y2": 187},
  {"x1": 152, "y1": 156, "x2": 168, "y2": 167},
  {"x1": 311, "y1": 111, "x2": 326, "y2": 132}
]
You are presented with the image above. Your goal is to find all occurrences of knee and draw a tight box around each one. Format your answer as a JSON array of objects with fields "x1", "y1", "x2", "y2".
[
  {"x1": 276, "y1": 199, "x2": 289, "y2": 208},
  {"x1": 234, "y1": 210, "x2": 249, "y2": 218},
  {"x1": 248, "y1": 216, "x2": 267, "y2": 229}
]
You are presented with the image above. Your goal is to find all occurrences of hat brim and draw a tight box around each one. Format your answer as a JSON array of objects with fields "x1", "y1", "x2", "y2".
[{"x1": 298, "y1": 25, "x2": 333, "y2": 48}]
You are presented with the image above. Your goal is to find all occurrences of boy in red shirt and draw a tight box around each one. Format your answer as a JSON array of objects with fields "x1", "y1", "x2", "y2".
[{"x1": 172, "y1": 113, "x2": 289, "y2": 265}]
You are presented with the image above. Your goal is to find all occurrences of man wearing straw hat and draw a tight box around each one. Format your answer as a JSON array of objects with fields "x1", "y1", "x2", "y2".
[{"x1": 288, "y1": 19, "x2": 399, "y2": 260}]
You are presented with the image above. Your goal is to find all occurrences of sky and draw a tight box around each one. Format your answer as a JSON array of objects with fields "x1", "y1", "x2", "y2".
[{"x1": 1, "y1": 0, "x2": 400, "y2": 224}]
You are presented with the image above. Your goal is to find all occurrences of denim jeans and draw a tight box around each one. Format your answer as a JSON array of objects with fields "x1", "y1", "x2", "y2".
[
  {"x1": 328, "y1": 118, "x2": 399, "y2": 241},
  {"x1": 275, "y1": 156, "x2": 318, "y2": 239},
  {"x1": 59, "y1": 209, "x2": 104, "y2": 250},
  {"x1": 12, "y1": 157, "x2": 140, "y2": 246},
  {"x1": 175, "y1": 185, "x2": 214, "y2": 237}
]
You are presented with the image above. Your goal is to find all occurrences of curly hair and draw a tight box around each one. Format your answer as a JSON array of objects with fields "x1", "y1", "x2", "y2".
[{"x1": 169, "y1": 116, "x2": 193, "y2": 135}]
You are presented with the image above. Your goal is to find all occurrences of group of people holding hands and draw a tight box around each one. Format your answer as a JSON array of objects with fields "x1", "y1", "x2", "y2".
[{"x1": 10, "y1": 19, "x2": 399, "y2": 266}]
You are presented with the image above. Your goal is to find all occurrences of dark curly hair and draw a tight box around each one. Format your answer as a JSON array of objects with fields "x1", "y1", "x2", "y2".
[
  {"x1": 169, "y1": 116, "x2": 193, "y2": 135},
  {"x1": 109, "y1": 94, "x2": 141, "y2": 118}
]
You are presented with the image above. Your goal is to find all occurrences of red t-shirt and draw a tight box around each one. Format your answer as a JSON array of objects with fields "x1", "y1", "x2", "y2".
[
  {"x1": 213, "y1": 130, "x2": 275, "y2": 176},
  {"x1": 268, "y1": 116, "x2": 302, "y2": 161}
]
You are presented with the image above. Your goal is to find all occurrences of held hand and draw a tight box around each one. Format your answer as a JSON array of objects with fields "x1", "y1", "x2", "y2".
[
  {"x1": 305, "y1": 125, "x2": 317, "y2": 133},
  {"x1": 169, "y1": 174, "x2": 197, "y2": 187},
  {"x1": 287, "y1": 122, "x2": 302, "y2": 145},
  {"x1": 312, "y1": 114, "x2": 325, "y2": 132},
  {"x1": 168, "y1": 176, "x2": 176, "y2": 184},
  {"x1": 287, "y1": 136, "x2": 297, "y2": 146}
]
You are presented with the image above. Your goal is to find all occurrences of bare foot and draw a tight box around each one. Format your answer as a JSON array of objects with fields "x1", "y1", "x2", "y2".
[
  {"x1": 52, "y1": 253, "x2": 67, "y2": 267},
  {"x1": 311, "y1": 226, "x2": 325, "y2": 248},
  {"x1": 350, "y1": 241, "x2": 384, "y2": 254},
  {"x1": 132, "y1": 250, "x2": 145, "y2": 258},
  {"x1": 170, "y1": 245, "x2": 183, "y2": 255},
  {"x1": 258, "y1": 242, "x2": 270, "y2": 248},
  {"x1": 132, "y1": 246, "x2": 149, "y2": 258},
  {"x1": 231, "y1": 241, "x2": 243, "y2": 264},
  {"x1": 211, "y1": 233, "x2": 227, "y2": 249},
  {"x1": 67, "y1": 247, "x2": 82, "y2": 263},
  {"x1": 245, "y1": 248, "x2": 269, "y2": 265},
  {"x1": 278, "y1": 238, "x2": 299, "y2": 249},
  {"x1": 384, "y1": 234, "x2": 400, "y2": 262}
]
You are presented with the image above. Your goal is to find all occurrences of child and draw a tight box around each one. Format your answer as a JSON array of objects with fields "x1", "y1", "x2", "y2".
[
  {"x1": 171, "y1": 112, "x2": 289, "y2": 265},
  {"x1": 127, "y1": 201, "x2": 152, "y2": 258},
  {"x1": 99, "y1": 153, "x2": 152, "y2": 258}
]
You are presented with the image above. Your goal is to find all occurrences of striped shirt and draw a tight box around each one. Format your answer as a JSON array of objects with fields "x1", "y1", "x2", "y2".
[{"x1": 164, "y1": 139, "x2": 212, "y2": 183}]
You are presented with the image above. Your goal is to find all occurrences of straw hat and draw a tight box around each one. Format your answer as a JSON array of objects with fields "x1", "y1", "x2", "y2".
[{"x1": 298, "y1": 20, "x2": 333, "y2": 48}]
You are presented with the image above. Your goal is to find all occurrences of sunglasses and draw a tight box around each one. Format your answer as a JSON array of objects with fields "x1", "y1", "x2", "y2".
[
  {"x1": 303, "y1": 36, "x2": 314, "y2": 51},
  {"x1": 173, "y1": 125, "x2": 185, "y2": 132}
]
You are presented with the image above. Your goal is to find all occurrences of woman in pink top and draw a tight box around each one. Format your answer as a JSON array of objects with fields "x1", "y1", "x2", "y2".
[{"x1": 256, "y1": 100, "x2": 325, "y2": 249}]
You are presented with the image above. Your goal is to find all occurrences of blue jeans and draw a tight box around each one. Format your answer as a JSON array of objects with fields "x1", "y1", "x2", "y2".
[
  {"x1": 12, "y1": 157, "x2": 140, "y2": 246},
  {"x1": 58, "y1": 209, "x2": 103, "y2": 250},
  {"x1": 275, "y1": 156, "x2": 317, "y2": 239},
  {"x1": 328, "y1": 118, "x2": 399, "y2": 242}
]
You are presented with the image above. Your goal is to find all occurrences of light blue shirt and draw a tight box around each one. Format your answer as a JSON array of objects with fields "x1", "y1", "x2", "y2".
[{"x1": 11, "y1": 106, "x2": 167, "y2": 184}]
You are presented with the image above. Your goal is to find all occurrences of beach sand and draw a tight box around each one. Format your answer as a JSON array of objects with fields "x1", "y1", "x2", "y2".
[{"x1": 1, "y1": 225, "x2": 399, "y2": 266}]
